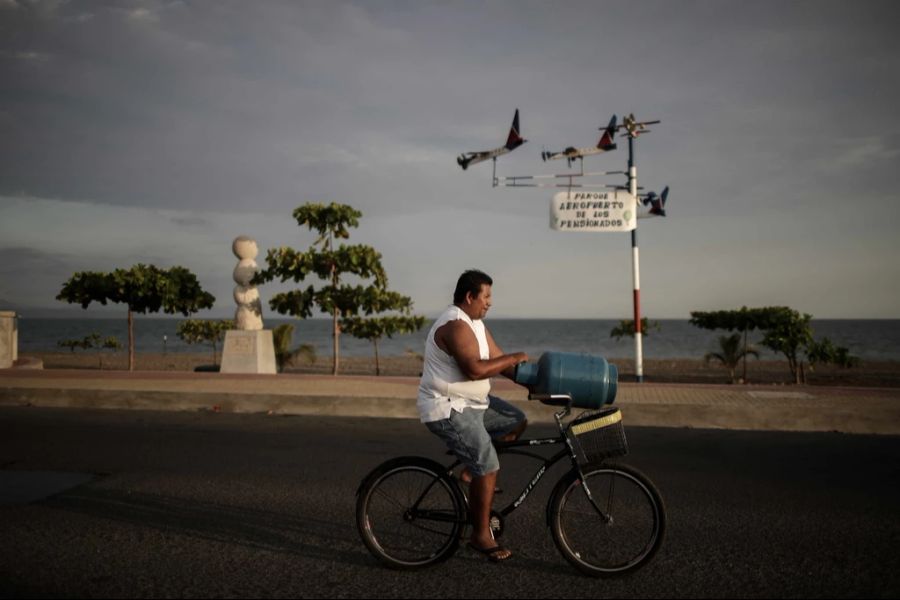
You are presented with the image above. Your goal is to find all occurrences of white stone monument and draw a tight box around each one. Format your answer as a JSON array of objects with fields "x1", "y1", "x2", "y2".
[
  {"x1": 220, "y1": 236, "x2": 277, "y2": 374},
  {"x1": 0, "y1": 311, "x2": 17, "y2": 369}
]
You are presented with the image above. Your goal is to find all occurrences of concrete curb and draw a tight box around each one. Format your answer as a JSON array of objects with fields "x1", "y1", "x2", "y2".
[
  {"x1": 0, "y1": 388, "x2": 418, "y2": 418},
  {"x1": 3, "y1": 386, "x2": 900, "y2": 435},
  {"x1": 618, "y1": 403, "x2": 900, "y2": 435}
]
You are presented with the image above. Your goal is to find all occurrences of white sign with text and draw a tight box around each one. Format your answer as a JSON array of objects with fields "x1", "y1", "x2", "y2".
[{"x1": 550, "y1": 190, "x2": 636, "y2": 232}]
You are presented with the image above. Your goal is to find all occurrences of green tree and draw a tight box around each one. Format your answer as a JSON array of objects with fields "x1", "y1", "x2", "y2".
[
  {"x1": 272, "y1": 323, "x2": 295, "y2": 372},
  {"x1": 57, "y1": 264, "x2": 215, "y2": 371},
  {"x1": 256, "y1": 202, "x2": 409, "y2": 375},
  {"x1": 58, "y1": 337, "x2": 91, "y2": 353},
  {"x1": 56, "y1": 333, "x2": 121, "y2": 368},
  {"x1": 692, "y1": 306, "x2": 858, "y2": 384},
  {"x1": 342, "y1": 314, "x2": 426, "y2": 375},
  {"x1": 271, "y1": 323, "x2": 321, "y2": 372},
  {"x1": 690, "y1": 307, "x2": 772, "y2": 383},
  {"x1": 704, "y1": 333, "x2": 760, "y2": 384},
  {"x1": 609, "y1": 318, "x2": 660, "y2": 341},
  {"x1": 758, "y1": 307, "x2": 813, "y2": 384},
  {"x1": 806, "y1": 337, "x2": 860, "y2": 370},
  {"x1": 176, "y1": 319, "x2": 234, "y2": 366},
  {"x1": 295, "y1": 344, "x2": 317, "y2": 366},
  {"x1": 86, "y1": 333, "x2": 122, "y2": 369},
  {"x1": 759, "y1": 308, "x2": 859, "y2": 384},
  {"x1": 97, "y1": 336, "x2": 121, "y2": 369}
]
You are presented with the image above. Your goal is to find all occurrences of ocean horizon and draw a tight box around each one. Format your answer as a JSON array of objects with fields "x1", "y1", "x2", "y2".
[{"x1": 14, "y1": 316, "x2": 900, "y2": 362}]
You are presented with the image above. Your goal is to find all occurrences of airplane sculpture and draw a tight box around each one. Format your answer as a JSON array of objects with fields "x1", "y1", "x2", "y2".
[
  {"x1": 618, "y1": 113, "x2": 661, "y2": 138},
  {"x1": 541, "y1": 115, "x2": 618, "y2": 167},
  {"x1": 639, "y1": 186, "x2": 669, "y2": 218},
  {"x1": 457, "y1": 109, "x2": 526, "y2": 170}
]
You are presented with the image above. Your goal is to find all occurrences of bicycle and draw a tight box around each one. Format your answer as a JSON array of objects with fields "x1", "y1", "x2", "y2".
[{"x1": 355, "y1": 394, "x2": 666, "y2": 577}]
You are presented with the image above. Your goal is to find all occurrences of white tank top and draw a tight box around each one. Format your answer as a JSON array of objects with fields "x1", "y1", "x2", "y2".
[{"x1": 417, "y1": 305, "x2": 491, "y2": 423}]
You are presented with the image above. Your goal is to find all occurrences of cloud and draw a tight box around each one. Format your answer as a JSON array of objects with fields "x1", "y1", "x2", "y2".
[
  {"x1": 0, "y1": 195, "x2": 267, "y2": 308},
  {"x1": 0, "y1": 50, "x2": 50, "y2": 61},
  {"x1": 124, "y1": 7, "x2": 158, "y2": 24},
  {"x1": 0, "y1": 246, "x2": 77, "y2": 309},
  {"x1": 821, "y1": 135, "x2": 900, "y2": 171},
  {"x1": 2, "y1": 1, "x2": 900, "y2": 317},
  {"x1": 4, "y1": 1, "x2": 898, "y2": 217},
  {"x1": 168, "y1": 214, "x2": 210, "y2": 228}
]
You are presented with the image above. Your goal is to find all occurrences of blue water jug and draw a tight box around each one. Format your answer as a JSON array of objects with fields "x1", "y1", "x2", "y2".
[{"x1": 514, "y1": 352, "x2": 618, "y2": 408}]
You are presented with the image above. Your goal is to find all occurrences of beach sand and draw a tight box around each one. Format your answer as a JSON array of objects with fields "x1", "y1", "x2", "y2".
[{"x1": 20, "y1": 351, "x2": 900, "y2": 388}]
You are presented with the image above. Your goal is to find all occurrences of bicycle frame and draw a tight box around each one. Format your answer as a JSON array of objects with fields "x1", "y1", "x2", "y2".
[
  {"x1": 358, "y1": 393, "x2": 663, "y2": 576},
  {"x1": 492, "y1": 436, "x2": 572, "y2": 518},
  {"x1": 444, "y1": 394, "x2": 612, "y2": 522}
]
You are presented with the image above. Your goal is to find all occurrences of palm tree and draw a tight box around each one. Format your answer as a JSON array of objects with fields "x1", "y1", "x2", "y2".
[
  {"x1": 705, "y1": 333, "x2": 760, "y2": 384},
  {"x1": 272, "y1": 323, "x2": 294, "y2": 373},
  {"x1": 272, "y1": 323, "x2": 316, "y2": 372}
]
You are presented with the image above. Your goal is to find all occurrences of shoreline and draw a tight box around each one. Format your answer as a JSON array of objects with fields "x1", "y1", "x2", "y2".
[{"x1": 18, "y1": 351, "x2": 900, "y2": 388}]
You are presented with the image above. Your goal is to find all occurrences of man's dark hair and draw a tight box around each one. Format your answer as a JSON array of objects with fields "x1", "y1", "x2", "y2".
[{"x1": 453, "y1": 269, "x2": 493, "y2": 305}]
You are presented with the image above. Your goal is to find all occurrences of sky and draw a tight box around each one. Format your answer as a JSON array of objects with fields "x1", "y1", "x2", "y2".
[{"x1": 2, "y1": 0, "x2": 899, "y2": 320}]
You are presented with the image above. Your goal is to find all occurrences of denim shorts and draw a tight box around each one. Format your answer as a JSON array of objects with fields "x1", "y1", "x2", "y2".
[{"x1": 424, "y1": 395, "x2": 526, "y2": 477}]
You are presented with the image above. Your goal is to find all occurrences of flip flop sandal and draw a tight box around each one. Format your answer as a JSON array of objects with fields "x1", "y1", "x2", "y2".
[{"x1": 467, "y1": 542, "x2": 513, "y2": 563}]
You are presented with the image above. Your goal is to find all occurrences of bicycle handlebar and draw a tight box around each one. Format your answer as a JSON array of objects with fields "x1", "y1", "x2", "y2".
[
  {"x1": 528, "y1": 393, "x2": 574, "y2": 423},
  {"x1": 528, "y1": 393, "x2": 573, "y2": 403}
]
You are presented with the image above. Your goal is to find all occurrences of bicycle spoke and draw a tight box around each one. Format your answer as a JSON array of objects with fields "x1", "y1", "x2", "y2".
[
  {"x1": 371, "y1": 485, "x2": 407, "y2": 510},
  {"x1": 357, "y1": 461, "x2": 463, "y2": 568},
  {"x1": 551, "y1": 465, "x2": 664, "y2": 577},
  {"x1": 360, "y1": 441, "x2": 662, "y2": 577},
  {"x1": 404, "y1": 518, "x2": 459, "y2": 537}
]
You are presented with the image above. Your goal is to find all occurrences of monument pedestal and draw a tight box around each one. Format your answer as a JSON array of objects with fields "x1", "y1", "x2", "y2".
[
  {"x1": 220, "y1": 330, "x2": 276, "y2": 374},
  {"x1": 0, "y1": 311, "x2": 17, "y2": 369}
]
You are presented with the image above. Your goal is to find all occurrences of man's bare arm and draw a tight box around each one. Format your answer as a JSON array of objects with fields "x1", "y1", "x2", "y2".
[
  {"x1": 436, "y1": 320, "x2": 527, "y2": 381},
  {"x1": 485, "y1": 327, "x2": 520, "y2": 380}
]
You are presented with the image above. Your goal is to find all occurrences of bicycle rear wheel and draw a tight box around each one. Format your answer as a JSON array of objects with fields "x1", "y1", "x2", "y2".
[
  {"x1": 356, "y1": 456, "x2": 466, "y2": 569},
  {"x1": 549, "y1": 462, "x2": 665, "y2": 577}
]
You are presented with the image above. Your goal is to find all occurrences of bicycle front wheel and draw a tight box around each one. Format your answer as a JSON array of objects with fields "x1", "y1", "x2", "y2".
[
  {"x1": 356, "y1": 456, "x2": 466, "y2": 569},
  {"x1": 549, "y1": 462, "x2": 665, "y2": 577}
]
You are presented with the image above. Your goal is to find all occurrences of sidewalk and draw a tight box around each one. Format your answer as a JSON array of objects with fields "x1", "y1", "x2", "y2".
[{"x1": 2, "y1": 369, "x2": 899, "y2": 435}]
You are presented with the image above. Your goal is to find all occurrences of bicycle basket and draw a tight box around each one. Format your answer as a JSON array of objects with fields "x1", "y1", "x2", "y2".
[{"x1": 566, "y1": 407, "x2": 628, "y2": 464}]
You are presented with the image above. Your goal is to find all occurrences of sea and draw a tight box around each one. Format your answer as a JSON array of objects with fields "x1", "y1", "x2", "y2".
[{"x1": 14, "y1": 317, "x2": 900, "y2": 362}]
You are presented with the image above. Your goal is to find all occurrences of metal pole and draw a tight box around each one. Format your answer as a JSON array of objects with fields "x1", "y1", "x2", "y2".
[{"x1": 628, "y1": 135, "x2": 644, "y2": 383}]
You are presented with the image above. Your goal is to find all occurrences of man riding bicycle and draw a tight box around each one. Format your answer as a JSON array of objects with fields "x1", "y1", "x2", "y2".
[{"x1": 417, "y1": 269, "x2": 529, "y2": 563}]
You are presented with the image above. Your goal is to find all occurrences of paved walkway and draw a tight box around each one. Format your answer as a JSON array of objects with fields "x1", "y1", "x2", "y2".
[{"x1": 2, "y1": 369, "x2": 899, "y2": 435}]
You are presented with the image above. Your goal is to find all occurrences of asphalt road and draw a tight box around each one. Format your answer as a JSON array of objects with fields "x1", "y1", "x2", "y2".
[{"x1": 1, "y1": 406, "x2": 898, "y2": 598}]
